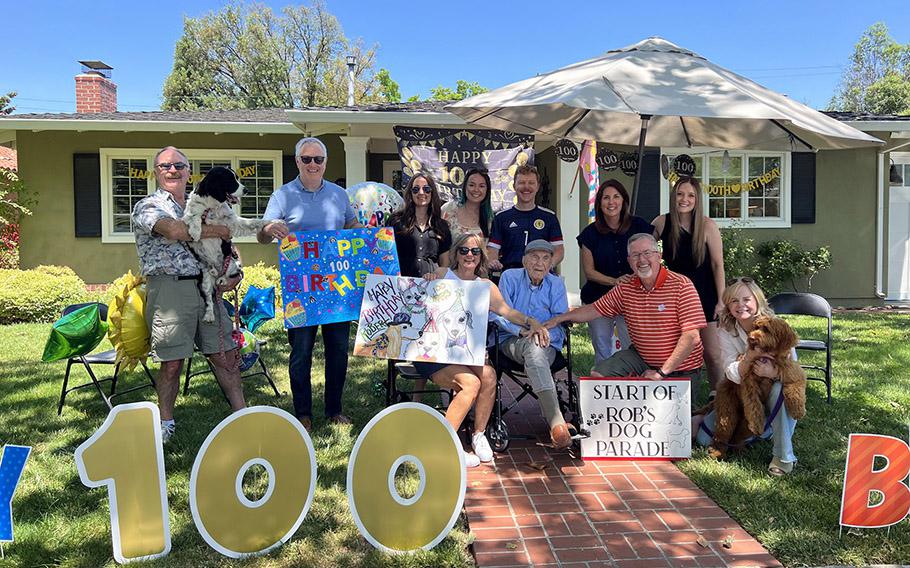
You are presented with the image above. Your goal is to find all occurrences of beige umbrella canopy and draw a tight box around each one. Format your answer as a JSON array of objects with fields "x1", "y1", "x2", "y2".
[{"x1": 448, "y1": 37, "x2": 883, "y2": 152}]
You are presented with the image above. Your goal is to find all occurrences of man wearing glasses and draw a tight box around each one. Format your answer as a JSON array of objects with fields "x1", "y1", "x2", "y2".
[
  {"x1": 545, "y1": 233, "x2": 706, "y2": 383},
  {"x1": 132, "y1": 146, "x2": 247, "y2": 444},
  {"x1": 258, "y1": 137, "x2": 363, "y2": 431},
  {"x1": 492, "y1": 240, "x2": 572, "y2": 448}
]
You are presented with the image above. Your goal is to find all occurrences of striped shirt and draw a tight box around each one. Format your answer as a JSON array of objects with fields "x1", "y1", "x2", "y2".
[{"x1": 593, "y1": 267, "x2": 706, "y2": 371}]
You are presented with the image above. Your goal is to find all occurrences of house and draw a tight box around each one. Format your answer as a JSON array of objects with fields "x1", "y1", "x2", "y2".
[{"x1": 1, "y1": 64, "x2": 909, "y2": 307}]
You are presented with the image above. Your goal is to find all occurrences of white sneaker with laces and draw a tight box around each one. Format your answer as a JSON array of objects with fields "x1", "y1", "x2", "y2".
[
  {"x1": 463, "y1": 450, "x2": 481, "y2": 468},
  {"x1": 161, "y1": 421, "x2": 176, "y2": 445},
  {"x1": 472, "y1": 432, "x2": 494, "y2": 463}
]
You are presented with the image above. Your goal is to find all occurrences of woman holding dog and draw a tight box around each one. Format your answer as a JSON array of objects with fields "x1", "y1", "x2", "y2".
[
  {"x1": 653, "y1": 177, "x2": 726, "y2": 396},
  {"x1": 421, "y1": 233, "x2": 547, "y2": 467},
  {"x1": 388, "y1": 173, "x2": 452, "y2": 277},
  {"x1": 693, "y1": 278, "x2": 800, "y2": 476}
]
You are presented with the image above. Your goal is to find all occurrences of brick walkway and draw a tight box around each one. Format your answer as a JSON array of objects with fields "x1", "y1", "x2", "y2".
[{"x1": 463, "y1": 376, "x2": 781, "y2": 568}]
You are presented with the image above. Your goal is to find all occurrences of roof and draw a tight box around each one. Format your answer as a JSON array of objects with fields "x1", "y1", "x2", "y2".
[
  {"x1": 823, "y1": 111, "x2": 910, "y2": 122},
  {"x1": 0, "y1": 146, "x2": 16, "y2": 171}
]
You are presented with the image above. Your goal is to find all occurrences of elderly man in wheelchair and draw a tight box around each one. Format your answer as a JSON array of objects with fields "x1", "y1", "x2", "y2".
[{"x1": 490, "y1": 240, "x2": 573, "y2": 449}]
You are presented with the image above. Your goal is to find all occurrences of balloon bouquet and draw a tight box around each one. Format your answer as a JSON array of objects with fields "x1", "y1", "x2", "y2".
[{"x1": 346, "y1": 182, "x2": 404, "y2": 228}]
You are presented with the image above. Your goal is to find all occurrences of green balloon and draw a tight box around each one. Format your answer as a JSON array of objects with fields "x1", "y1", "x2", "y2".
[{"x1": 42, "y1": 304, "x2": 109, "y2": 362}]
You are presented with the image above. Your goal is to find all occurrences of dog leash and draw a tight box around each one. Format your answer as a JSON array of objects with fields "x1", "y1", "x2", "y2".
[{"x1": 698, "y1": 389, "x2": 785, "y2": 448}]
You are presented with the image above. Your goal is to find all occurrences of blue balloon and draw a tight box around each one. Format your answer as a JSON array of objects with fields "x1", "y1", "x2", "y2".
[
  {"x1": 0, "y1": 445, "x2": 31, "y2": 542},
  {"x1": 240, "y1": 286, "x2": 276, "y2": 332}
]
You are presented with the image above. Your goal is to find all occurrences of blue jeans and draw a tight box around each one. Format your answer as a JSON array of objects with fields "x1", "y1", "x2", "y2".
[
  {"x1": 696, "y1": 381, "x2": 798, "y2": 462},
  {"x1": 288, "y1": 321, "x2": 350, "y2": 419}
]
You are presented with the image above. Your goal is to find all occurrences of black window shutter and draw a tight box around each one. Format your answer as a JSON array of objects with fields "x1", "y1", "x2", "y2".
[
  {"x1": 282, "y1": 155, "x2": 298, "y2": 184},
  {"x1": 73, "y1": 154, "x2": 102, "y2": 237},
  {"x1": 634, "y1": 150, "x2": 661, "y2": 221},
  {"x1": 791, "y1": 152, "x2": 816, "y2": 224}
]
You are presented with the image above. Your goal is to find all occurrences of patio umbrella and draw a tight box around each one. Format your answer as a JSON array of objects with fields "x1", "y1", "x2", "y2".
[{"x1": 447, "y1": 37, "x2": 883, "y2": 212}]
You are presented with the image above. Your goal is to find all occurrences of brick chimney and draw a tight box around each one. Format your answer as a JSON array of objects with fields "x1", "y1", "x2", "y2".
[{"x1": 75, "y1": 60, "x2": 117, "y2": 113}]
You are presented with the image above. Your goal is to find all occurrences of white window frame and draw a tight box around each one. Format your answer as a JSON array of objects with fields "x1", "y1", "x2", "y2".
[
  {"x1": 100, "y1": 148, "x2": 283, "y2": 243},
  {"x1": 658, "y1": 147, "x2": 792, "y2": 229}
]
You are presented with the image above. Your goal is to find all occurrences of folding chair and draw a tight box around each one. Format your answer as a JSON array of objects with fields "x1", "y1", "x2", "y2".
[
  {"x1": 486, "y1": 323, "x2": 580, "y2": 452},
  {"x1": 385, "y1": 360, "x2": 453, "y2": 409},
  {"x1": 57, "y1": 302, "x2": 156, "y2": 415},
  {"x1": 183, "y1": 337, "x2": 281, "y2": 403},
  {"x1": 768, "y1": 292, "x2": 833, "y2": 403}
]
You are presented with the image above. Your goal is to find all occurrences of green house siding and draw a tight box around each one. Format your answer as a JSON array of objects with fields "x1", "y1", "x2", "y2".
[{"x1": 15, "y1": 130, "x2": 344, "y2": 283}]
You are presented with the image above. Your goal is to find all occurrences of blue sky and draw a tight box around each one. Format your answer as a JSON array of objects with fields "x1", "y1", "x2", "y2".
[{"x1": 4, "y1": 0, "x2": 909, "y2": 114}]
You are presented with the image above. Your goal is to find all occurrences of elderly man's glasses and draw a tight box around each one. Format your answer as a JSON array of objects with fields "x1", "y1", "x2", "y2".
[
  {"x1": 155, "y1": 162, "x2": 188, "y2": 171},
  {"x1": 298, "y1": 156, "x2": 325, "y2": 165},
  {"x1": 629, "y1": 250, "x2": 659, "y2": 260},
  {"x1": 458, "y1": 247, "x2": 482, "y2": 256},
  {"x1": 411, "y1": 185, "x2": 432, "y2": 194}
]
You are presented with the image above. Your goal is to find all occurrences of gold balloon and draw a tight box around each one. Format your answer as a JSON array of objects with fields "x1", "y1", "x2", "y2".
[{"x1": 107, "y1": 271, "x2": 150, "y2": 371}]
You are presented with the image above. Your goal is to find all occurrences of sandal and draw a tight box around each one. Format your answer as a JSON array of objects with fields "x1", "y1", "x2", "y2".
[{"x1": 768, "y1": 457, "x2": 794, "y2": 477}]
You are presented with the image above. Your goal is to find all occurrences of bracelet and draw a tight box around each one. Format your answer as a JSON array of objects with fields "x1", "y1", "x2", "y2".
[{"x1": 656, "y1": 368, "x2": 669, "y2": 378}]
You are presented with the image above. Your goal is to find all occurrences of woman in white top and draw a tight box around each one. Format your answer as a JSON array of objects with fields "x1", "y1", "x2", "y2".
[
  {"x1": 441, "y1": 168, "x2": 493, "y2": 241},
  {"x1": 693, "y1": 277, "x2": 799, "y2": 476},
  {"x1": 420, "y1": 233, "x2": 544, "y2": 467}
]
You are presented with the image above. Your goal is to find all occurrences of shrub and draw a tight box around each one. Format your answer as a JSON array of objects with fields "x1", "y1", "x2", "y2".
[
  {"x1": 0, "y1": 224, "x2": 19, "y2": 269},
  {"x1": 0, "y1": 267, "x2": 87, "y2": 323},
  {"x1": 721, "y1": 223, "x2": 760, "y2": 283},
  {"x1": 756, "y1": 239, "x2": 832, "y2": 295}
]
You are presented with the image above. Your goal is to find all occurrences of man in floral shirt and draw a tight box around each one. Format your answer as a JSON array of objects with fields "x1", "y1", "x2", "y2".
[{"x1": 132, "y1": 146, "x2": 253, "y2": 443}]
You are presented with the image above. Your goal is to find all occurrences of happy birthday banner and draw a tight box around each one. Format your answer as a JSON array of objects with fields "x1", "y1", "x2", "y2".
[
  {"x1": 579, "y1": 378, "x2": 691, "y2": 459},
  {"x1": 128, "y1": 164, "x2": 258, "y2": 185},
  {"x1": 667, "y1": 166, "x2": 781, "y2": 196},
  {"x1": 393, "y1": 126, "x2": 534, "y2": 212},
  {"x1": 277, "y1": 228, "x2": 400, "y2": 328}
]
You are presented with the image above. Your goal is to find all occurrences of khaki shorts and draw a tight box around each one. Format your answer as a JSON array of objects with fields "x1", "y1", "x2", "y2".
[{"x1": 145, "y1": 275, "x2": 235, "y2": 362}]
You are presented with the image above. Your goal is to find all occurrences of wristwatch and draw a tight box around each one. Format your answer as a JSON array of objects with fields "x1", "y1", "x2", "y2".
[{"x1": 656, "y1": 368, "x2": 670, "y2": 378}]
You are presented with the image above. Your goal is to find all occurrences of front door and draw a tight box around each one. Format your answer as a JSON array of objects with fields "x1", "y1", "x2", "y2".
[{"x1": 888, "y1": 152, "x2": 910, "y2": 301}]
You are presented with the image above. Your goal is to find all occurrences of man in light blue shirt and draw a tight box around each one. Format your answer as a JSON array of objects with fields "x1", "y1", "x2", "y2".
[
  {"x1": 493, "y1": 239, "x2": 571, "y2": 448},
  {"x1": 258, "y1": 137, "x2": 362, "y2": 431}
]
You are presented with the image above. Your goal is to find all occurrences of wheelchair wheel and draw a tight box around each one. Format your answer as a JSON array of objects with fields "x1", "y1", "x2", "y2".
[{"x1": 488, "y1": 418, "x2": 510, "y2": 453}]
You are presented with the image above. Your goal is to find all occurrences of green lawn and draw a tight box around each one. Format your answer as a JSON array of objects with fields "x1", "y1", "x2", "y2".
[{"x1": 2, "y1": 312, "x2": 910, "y2": 567}]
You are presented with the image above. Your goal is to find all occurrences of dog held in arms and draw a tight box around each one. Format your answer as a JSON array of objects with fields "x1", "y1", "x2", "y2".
[
  {"x1": 183, "y1": 166, "x2": 269, "y2": 322},
  {"x1": 697, "y1": 316, "x2": 807, "y2": 458}
]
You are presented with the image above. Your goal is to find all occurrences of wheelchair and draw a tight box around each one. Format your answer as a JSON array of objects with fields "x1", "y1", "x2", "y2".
[{"x1": 486, "y1": 323, "x2": 582, "y2": 452}]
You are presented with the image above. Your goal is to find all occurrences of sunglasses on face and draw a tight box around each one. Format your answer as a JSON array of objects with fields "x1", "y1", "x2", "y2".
[
  {"x1": 457, "y1": 247, "x2": 482, "y2": 256},
  {"x1": 297, "y1": 156, "x2": 326, "y2": 165},
  {"x1": 155, "y1": 162, "x2": 188, "y2": 171},
  {"x1": 411, "y1": 185, "x2": 432, "y2": 194},
  {"x1": 727, "y1": 276, "x2": 755, "y2": 286}
]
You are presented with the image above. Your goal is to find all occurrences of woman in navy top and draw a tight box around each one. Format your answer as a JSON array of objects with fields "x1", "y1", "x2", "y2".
[
  {"x1": 388, "y1": 173, "x2": 452, "y2": 277},
  {"x1": 576, "y1": 179, "x2": 653, "y2": 364}
]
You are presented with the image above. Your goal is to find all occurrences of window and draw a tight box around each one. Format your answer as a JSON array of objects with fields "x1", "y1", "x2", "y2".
[
  {"x1": 99, "y1": 148, "x2": 282, "y2": 243},
  {"x1": 660, "y1": 149, "x2": 790, "y2": 228}
]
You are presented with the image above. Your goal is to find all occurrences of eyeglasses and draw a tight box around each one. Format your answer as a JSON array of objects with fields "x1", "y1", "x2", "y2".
[
  {"x1": 155, "y1": 162, "x2": 188, "y2": 171},
  {"x1": 727, "y1": 276, "x2": 755, "y2": 286},
  {"x1": 411, "y1": 185, "x2": 432, "y2": 194},
  {"x1": 629, "y1": 250, "x2": 659, "y2": 260},
  {"x1": 457, "y1": 247, "x2": 482, "y2": 256},
  {"x1": 297, "y1": 156, "x2": 326, "y2": 165}
]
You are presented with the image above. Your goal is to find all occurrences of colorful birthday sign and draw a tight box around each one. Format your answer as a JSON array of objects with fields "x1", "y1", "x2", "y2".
[
  {"x1": 579, "y1": 378, "x2": 691, "y2": 460},
  {"x1": 277, "y1": 228, "x2": 400, "y2": 328},
  {"x1": 353, "y1": 274, "x2": 490, "y2": 367}
]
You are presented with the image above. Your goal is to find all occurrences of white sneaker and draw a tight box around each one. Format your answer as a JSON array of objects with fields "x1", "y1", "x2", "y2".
[
  {"x1": 464, "y1": 450, "x2": 481, "y2": 468},
  {"x1": 472, "y1": 432, "x2": 494, "y2": 463},
  {"x1": 161, "y1": 421, "x2": 176, "y2": 445}
]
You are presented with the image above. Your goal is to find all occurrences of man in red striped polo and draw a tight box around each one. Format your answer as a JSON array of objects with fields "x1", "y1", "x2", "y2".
[{"x1": 543, "y1": 233, "x2": 706, "y2": 382}]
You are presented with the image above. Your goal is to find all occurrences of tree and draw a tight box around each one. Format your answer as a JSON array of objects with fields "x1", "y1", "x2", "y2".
[
  {"x1": 0, "y1": 91, "x2": 16, "y2": 115},
  {"x1": 162, "y1": 1, "x2": 391, "y2": 109},
  {"x1": 375, "y1": 69, "x2": 400, "y2": 103},
  {"x1": 829, "y1": 22, "x2": 910, "y2": 114},
  {"x1": 428, "y1": 80, "x2": 489, "y2": 101}
]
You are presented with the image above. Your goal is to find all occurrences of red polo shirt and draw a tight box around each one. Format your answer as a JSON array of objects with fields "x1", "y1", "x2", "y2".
[{"x1": 593, "y1": 267, "x2": 706, "y2": 371}]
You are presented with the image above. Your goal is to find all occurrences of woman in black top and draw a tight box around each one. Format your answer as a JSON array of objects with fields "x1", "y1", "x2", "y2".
[
  {"x1": 576, "y1": 179, "x2": 653, "y2": 364},
  {"x1": 652, "y1": 176, "x2": 726, "y2": 394},
  {"x1": 388, "y1": 173, "x2": 452, "y2": 277}
]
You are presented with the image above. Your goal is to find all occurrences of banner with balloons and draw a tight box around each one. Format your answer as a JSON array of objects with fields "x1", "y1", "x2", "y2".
[
  {"x1": 277, "y1": 228, "x2": 401, "y2": 328},
  {"x1": 346, "y1": 182, "x2": 404, "y2": 228}
]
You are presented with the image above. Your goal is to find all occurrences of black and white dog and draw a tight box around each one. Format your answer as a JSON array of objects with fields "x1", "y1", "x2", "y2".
[{"x1": 183, "y1": 166, "x2": 269, "y2": 322}]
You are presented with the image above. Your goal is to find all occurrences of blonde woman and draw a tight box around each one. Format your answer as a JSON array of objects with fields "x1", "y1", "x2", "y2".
[{"x1": 653, "y1": 176, "x2": 725, "y2": 395}]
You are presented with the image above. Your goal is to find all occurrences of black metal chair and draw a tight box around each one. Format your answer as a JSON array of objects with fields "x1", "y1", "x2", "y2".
[
  {"x1": 57, "y1": 302, "x2": 156, "y2": 415},
  {"x1": 768, "y1": 292, "x2": 833, "y2": 403},
  {"x1": 183, "y1": 337, "x2": 281, "y2": 403},
  {"x1": 486, "y1": 323, "x2": 581, "y2": 452},
  {"x1": 384, "y1": 359, "x2": 454, "y2": 408}
]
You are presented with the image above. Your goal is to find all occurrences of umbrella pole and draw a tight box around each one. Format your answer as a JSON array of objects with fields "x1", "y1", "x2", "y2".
[{"x1": 630, "y1": 115, "x2": 651, "y2": 216}]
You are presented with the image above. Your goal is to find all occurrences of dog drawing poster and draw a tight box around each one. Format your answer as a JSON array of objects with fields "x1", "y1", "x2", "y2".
[
  {"x1": 353, "y1": 275, "x2": 490, "y2": 367},
  {"x1": 579, "y1": 378, "x2": 691, "y2": 460},
  {"x1": 277, "y1": 228, "x2": 401, "y2": 328}
]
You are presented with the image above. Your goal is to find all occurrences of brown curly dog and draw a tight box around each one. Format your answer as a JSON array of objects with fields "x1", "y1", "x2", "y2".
[{"x1": 699, "y1": 316, "x2": 807, "y2": 458}]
